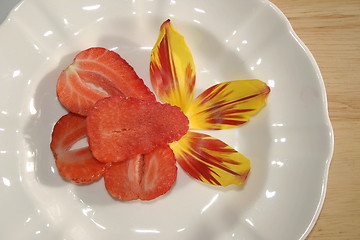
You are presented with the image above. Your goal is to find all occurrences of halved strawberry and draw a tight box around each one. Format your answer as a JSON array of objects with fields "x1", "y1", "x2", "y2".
[
  {"x1": 50, "y1": 113, "x2": 106, "y2": 184},
  {"x1": 86, "y1": 96, "x2": 189, "y2": 163},
  {"x1": 104, "y1": 145, "x2": 177, "y2": 201},
  {"x1": 56, "y1": 47, "x2": 156, "y2": 116}
]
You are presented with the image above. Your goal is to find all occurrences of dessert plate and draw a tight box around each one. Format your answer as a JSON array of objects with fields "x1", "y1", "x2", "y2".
[{"x1": 0, "y1": 0, "x2": 333, "y2": 239}]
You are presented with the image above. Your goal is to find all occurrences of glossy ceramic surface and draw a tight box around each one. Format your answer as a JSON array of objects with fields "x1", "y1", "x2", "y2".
[{"x1": 0, "y1": 0, "x2": 333, "y2": 239}]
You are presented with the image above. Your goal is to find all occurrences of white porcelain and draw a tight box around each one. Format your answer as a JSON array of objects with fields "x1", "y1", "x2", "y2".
[{"x1": 0, "y1": 0, "x2": 334, "y2": 239}]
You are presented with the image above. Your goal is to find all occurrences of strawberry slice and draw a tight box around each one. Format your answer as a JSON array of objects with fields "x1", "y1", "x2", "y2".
[
  {"x1": 50, "y1": 113, "x2": 106, "y2": 184},
  {"x1": 56, "y1": 47, "x2": 155, "y2": 116},
  {"x1": 86, "y1": 96, "x2": 189, "y2": 163},
  {"x1": 104, "y1": 145, "x2": 177, "y2": 201}
]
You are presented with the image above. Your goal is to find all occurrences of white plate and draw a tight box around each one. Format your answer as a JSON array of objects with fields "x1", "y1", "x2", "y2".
[{"x1": 0, "y1": 0, "x2": 334, "y2": 239}]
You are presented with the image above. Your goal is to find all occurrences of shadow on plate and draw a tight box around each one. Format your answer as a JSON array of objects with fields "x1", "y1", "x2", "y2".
[{"x1": 23, "y1": 51, "x2": 77, "y2": 188}]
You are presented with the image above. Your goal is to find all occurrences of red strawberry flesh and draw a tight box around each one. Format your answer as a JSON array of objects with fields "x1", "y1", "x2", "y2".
[
  {"x1": 86, "y1": 96, "x2": 189, "y2": 163},
  {"x1": 56, "y1": 47, "x2": 155, "y2": 116},
  {"x1": 50, "y1": 113, "x2": 106, "y2": 184},
  {"x1": 104, "y1": 146, "x2": 177, "y2": 201}
]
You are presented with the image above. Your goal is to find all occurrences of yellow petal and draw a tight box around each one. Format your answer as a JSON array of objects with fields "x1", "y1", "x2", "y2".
[
  {"x1": 170, "y1": 131, "x2": 250, "y2": 186},
  {"x1": 187, "y1": 80, "x2": 270, "y2": 130},
  {"x1": 150, "y1": 19, "x2": 196, "y2": 113}
]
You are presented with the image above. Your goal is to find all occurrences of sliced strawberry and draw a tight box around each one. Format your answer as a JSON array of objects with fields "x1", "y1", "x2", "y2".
[
  {"x1": 56, "y1": 47, "x2": 155, "y2": 116},
  {"x1": 50, "y1": 113, "x2": 106, "y2": 184},
  {"x1": 86, "y1": 96, "x2": 189, "y2": 163},
  {"x1": 104, "y1": 145, "x2": 177, "y2": 201}
]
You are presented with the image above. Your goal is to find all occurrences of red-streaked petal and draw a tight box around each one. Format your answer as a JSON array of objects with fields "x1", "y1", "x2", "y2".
[
  {"x1": 187, "y1": 80, "x2": 270, "y2": 130},
  {"x1": 170, "y1": 131, "x2": 250, "y2": 186},
  {"x1": 150, "y1": 19, "x2": 196, "y2": 112}
]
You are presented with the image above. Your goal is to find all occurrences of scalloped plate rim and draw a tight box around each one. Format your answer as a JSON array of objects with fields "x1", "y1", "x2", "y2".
[{"x1": 0, "y1": 0, "x2": 334, "y2": 239}]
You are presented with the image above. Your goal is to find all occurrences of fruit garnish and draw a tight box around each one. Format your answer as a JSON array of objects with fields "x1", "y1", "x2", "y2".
[
  {"x1": 50, "y1": 19, "x2": 270, "y2": 201},
  {"x1": 50, "y1": 113, "x2": 106, "y2": 184},
  {"x1": 56, "y1": 47, "x2": 155, "y2": 116},
  {"x1": 86, "y1": 96, "x2": 189, "y2": 163},
  {"x1": 104, "y1": 145, "x2": 177, "y2": 201}
]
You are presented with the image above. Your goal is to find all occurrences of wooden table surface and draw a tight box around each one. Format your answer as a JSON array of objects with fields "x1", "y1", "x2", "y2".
[{"x1": 270, "y1": 0, "x2": 360, "y2": 239}]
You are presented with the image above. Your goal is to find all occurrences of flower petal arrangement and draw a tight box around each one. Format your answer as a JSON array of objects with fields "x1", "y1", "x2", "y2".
[
  {"x1": 50, "y1": 19, "x2": 270, "y2": 201},
  {"x1": 150, "y1": 20, "x2": 270, "y2": 186}
]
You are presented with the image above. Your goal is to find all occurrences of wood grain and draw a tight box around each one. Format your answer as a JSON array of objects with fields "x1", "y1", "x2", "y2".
[{"x1": 270, "y1": 0, "x2": 360, "y2": 239}]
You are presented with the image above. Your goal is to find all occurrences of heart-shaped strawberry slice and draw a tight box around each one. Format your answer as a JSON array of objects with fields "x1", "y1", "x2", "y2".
[
  {"x1": 56, "y1": 47, "x2": 156, "y2": 116},
  {"x1": 86, "y1": 96, "x2": 189, "y2": 163}
]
